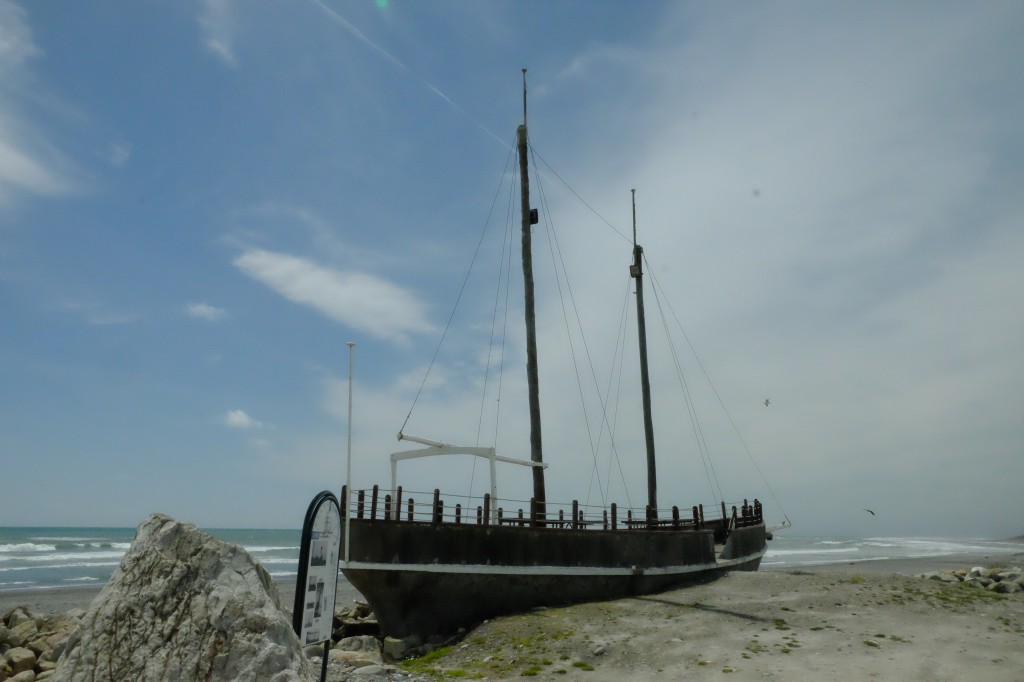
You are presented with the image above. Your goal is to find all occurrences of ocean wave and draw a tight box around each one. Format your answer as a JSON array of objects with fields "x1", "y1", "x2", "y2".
[
  {"x1": 30, "y1": 536, "x2": 107, "y2": 543},
  {"x1": 62, "y1": 576, "x2": 101, "y2": 583},
  {"x1": 256, "y1": 557, "x2": 301, "y2": 565},
  {"x1": 0, "y1": 561, "x2": 123, "y2": 573},
  {"x1": 2, "y1": 551, "x2": 127, "y2": 563},
  {"x1": 766, "y1": 547, "x2": 859, "y2": 556},
  {"x1": 246, "y1": 546, "x2": 300, "y2": 553},
  {"x1": 0, "y1": 543, "x2": 58, "y2": 553}
]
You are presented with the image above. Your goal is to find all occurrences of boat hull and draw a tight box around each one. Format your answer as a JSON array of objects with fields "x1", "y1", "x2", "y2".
[{"x1": 340, "y1": 520, "x2": 765, "y2": 637}]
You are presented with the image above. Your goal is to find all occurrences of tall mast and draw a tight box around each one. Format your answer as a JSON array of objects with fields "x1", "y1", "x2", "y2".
[
  {"x1": 630, "y1": 189, "x2": 658, "y2": 522},
  {"x1": 518, "y1": 68, "x2": 546, "y2": 515}
]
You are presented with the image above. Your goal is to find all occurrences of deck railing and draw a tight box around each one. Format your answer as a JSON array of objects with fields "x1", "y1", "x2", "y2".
[{"x1": 340, "y1": 484, "x2": 762, "y2": 534}]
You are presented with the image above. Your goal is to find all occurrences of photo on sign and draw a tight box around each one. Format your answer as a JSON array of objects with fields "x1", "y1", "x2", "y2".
[
  {"x1": 314, "y1": 580, "x2": 324, "y2": 617},
  {"x1": 310, "y1": 540, "x2": 327, "y2": 567},
  {"x1": 307, "y1": 576, "x2": 317, "y2": 592}
]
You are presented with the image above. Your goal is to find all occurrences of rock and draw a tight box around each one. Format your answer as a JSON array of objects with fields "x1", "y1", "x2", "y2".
[
  {"x1": 962, "y1": 578, "x2": 982, "y2": 588},
  {"x1": 303, "y1": 644, "x2": 326, "y2": 658},
  {"x1": 382, "y1": 635, "x2": 423, "y2": 661},
  {"x1": 11, "y1": 621, "x2": 38, "y2": 647},
  {"x1": 593, "y1": 645, "x2": 607, "y2": 656},
  {"x1": 328, "y1": 650, "x2": 380, "y2": 668},
  {"x1": 990, "y1": 581, "x2": 1021, "y2": 594},
  {"x1": 334, "y1": 635, "x2": 379, "y2": 652},
  {"x1": 5, "y1": 608, "x2": 31, "y2": 629},
  {"x1": 53, "y1": 513, "x2": 314, "y2": 682},
  {"x1": 5, "y1": 647, "x2": 37, "y2": 675},
  {"x1": 1, "y1": 624, "x2": 23, "y2": 648},
  {"x1": 10, "y1": 670, "x2": 37, "y2": 682},
  {"x1": 352, "y1": 664, "x2": 385, "y2": 676}
]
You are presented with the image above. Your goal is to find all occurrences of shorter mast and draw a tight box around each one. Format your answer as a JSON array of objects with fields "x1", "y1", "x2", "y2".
[{"x1": 629, "y1": 189, "x2": 658, "y2": 523}]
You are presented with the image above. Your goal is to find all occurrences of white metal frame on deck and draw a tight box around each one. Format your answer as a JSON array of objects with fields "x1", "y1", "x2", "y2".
[{"x1": 391, "y1": 433, "x2": 548, "y2": 522}]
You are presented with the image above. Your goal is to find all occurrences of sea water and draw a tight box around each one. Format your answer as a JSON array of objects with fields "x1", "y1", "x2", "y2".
[
  {"x1": 0, "y1": 527, "x2": 301, "y2": 593},
  {"x1": 3, "y1": 527, "x2": 1021, "y2": 593},
  {"x1": 762, "y1": 535, "x2": 1023, "y2": 569}
]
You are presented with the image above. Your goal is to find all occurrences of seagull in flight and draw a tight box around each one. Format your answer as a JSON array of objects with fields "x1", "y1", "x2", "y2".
[
  {"x1": 863, "y1": 509, "x2": 876, "y2": 516},
  {"x1": 764, "y1": 398, "x2": 771, "y2": 407}
]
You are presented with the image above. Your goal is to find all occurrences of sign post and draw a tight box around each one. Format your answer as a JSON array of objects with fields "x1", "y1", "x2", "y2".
[{"x1": 293, "y1": 491, "x2": 343, "y2": 682}]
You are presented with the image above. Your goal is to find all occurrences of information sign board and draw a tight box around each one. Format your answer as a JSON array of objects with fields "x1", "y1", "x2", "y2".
[{"x1": 292, "y1": 491, "x2": 342, "y2": 647}]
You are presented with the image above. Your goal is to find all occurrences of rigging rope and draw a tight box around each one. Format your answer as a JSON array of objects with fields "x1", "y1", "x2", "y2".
[
  {"x1": 531, "y1": 142, "x2": 633, "y2": 510},
  {"x1": 645, "y1": 259, "x2": 792, "y2": 524},
  {"x1": 647, "y1": 270, "x2": 724, "y2": 504},
  {"x1": 398, "y1": 136, "x2": 517, "y2": 436},
  {"x1": 469, "y1": 156, "x2": 519, "y2": 497}
]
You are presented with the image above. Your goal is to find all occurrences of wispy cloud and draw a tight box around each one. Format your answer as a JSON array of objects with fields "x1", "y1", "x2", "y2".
[
  {"x1": 310, "y1": 0, "x2": 505, "y2": 147},
  {"x1": 233, "y1": 247, "x2": 434, "y2": 343},
  {"x1": 108, "y1": 141, "x2": 131, "y2": 167},
  {"x1": 221, "y1": 409, "x2": 261, "y2": 429},
  {"x1": 185, "y1": 301, "x2": 227, "y2": 321},
  {"x1": 198, "y1": 0, "x2": 237, "y2": 67},
  {"x1": 60, "y1": 300, "x2": 138, "y2": 326},
  {"x1": 0, "y1": 1, "x2": 74, "y2": 207}
]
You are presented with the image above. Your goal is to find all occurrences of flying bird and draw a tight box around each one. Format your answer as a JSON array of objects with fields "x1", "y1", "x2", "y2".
[
  {"x1": 764, "y1": 398, "x2": 771, "y2": 407},
  {"x1": 863, "y1": 509, "x2": 876, "y2": 516}
]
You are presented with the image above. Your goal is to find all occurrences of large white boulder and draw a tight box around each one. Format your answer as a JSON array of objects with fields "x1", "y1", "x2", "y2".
[{"x1": 55, "y1": 514, "x2": 313, "y2": 681}]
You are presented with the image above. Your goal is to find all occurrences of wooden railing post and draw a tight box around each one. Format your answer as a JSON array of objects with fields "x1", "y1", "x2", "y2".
[
  {"x1": 611, "y1": 503, "x2": 618, "y2": 530},
  {"x1": 432, "y1": 489, "x2": 442, "y2": 524},
  {"x1": 357, "y1": 489, "x2": 365, "y2": 519},
  {"x1": 370, "y1": 485, "x2": 379, "y2": 521}
]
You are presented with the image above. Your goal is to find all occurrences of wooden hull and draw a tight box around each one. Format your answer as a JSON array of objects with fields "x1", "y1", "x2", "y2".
[{"x1": 340, "y1": 521, "x2": 766, "y2": 637}]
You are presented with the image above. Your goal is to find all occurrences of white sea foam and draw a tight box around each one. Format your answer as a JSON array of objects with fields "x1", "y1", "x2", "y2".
[
  {"x1": 4, "y1": 551, "x2": 127, "y2": 563},
  {"x1": 62, "y1": 576, "x2": 101, "y2": 583},
  {"x1": 0, "y1": 561, "x2": 122, "y2": 573},
  {"x1": 0, "y1": 543, "x2": 57, "y2": 553},
  {"x1": 767, "y1": 547, "x2": 859, "y2": 556}
]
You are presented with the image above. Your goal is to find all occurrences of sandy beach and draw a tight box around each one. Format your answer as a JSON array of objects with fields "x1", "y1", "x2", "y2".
[{"x1": 3, "y1": 550, "x2": 1022, "y2": 680}]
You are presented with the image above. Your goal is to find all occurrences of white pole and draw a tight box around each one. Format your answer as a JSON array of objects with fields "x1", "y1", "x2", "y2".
[{"x1": 344, "y1": 341, "x2": 355, "y2": 564}]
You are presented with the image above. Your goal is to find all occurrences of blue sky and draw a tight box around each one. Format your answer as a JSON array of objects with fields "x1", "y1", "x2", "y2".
[{"x1": 2, "y1": 1, "x2": 1021, "y2": 538}]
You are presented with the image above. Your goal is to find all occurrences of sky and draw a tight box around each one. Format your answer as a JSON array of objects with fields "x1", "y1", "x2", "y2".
[{"x1": 1, "y1": 1, "x2": 1022, "y2": 538}]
